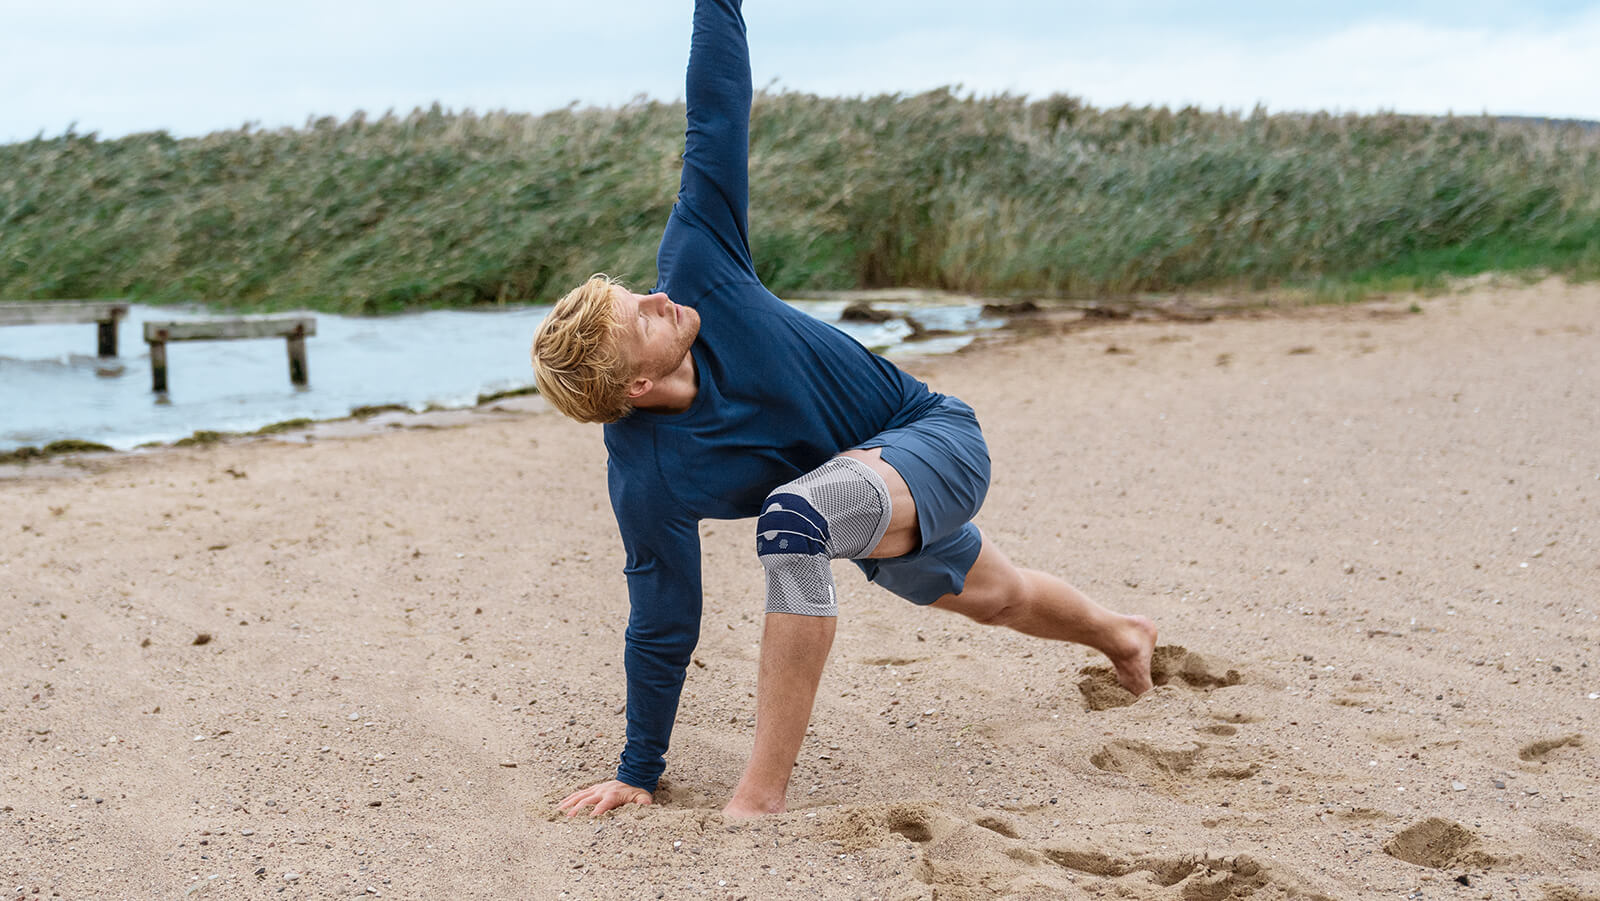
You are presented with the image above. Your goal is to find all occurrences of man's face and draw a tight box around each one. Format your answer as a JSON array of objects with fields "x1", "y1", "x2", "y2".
[{"x1": 613, "y1": 288, "x2": 700, "y2": 385}]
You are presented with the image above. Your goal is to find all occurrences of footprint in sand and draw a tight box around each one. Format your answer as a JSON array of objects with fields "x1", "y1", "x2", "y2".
[
  {"x1": 860, "y1": 655, "x2": 921, "y2": 667},
  {"x1": 1058, "y1": 852, "x2": 1332, "y2": 901},
  {"x1": 1078, "y1": 645, "x2": 1244, "y2": 711},
  {"x1": 1383, "y1": 817, "x2": 1501, "y2": 870},
  {"x1": 816, "y1": 802, "x2": 1331, "y2": 899},
  {"x1": 1519, "y1": 733, "x2": 1584, "y2": 763},
  {"x1": 1089, "y1": 738, "x2": 1261, "y2": 788}
]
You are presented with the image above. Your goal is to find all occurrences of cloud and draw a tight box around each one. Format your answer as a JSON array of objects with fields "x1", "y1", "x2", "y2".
[
  {"x1": 3, "y1": 1, "x2": 1596, "y2": 142},
  {"x1": 751, "y1": 8, "x2": 1600, "y2": 119}
]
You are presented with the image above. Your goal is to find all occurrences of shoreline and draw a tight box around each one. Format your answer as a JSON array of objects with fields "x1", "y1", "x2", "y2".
[{"x1": 0, "y1": 283, "x2": 1448, "y2": 480}]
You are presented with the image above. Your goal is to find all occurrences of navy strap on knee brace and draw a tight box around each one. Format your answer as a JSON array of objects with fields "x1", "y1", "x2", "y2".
[{"x1": 758, "y1": 456, "x2": 892, "y2": 616}]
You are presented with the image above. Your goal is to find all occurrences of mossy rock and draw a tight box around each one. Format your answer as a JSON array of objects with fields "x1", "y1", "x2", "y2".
[
  {"x1": 476, "y1": 385, "x2": 538, "y2": 405},
  {"x1": 42, "y1": 439, "x2": 115, "y2": 454},
  {"x1": 174, "y1": 430, "x2": 230, "y2": 447},
  {"x1": 1, "y1": 440, "x2": 116, "y2": 464},
  {"x1": 0, "y1": 445, "x2": 43, "y2": 465},
  {"x1": 252, "y1": 418, "x2": 314, "y2": 435},
  {"x1": 348, "y1": 404, "x2": 409, "y2": 419}
]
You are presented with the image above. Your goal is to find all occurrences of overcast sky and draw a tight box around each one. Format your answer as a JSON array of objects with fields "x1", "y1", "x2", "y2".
[{"x1": 4, "y1": 0, "x2": 1598, "y2": 143}]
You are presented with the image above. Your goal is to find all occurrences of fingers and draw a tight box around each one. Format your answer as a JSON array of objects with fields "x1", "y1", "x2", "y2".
[
  {"x1": 558, "y1": 785, "x2": 597, "y2": 809},
  {"x1": 589, "y1": 793, "x2": 626, "y2": 817},
  {"x1": 586, "y1": 787, "x2": 650, "y2": 817},
  {"x1": 557, "y1": 782, "x2": 651, "y2": 818},
  {"x1": 560, "y1": 789, "x2": 601, "y2": 816}
]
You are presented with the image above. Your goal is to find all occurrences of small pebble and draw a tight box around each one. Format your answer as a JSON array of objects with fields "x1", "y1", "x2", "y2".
[
  {"x1": 1451, "y1": 781, "x2": 1467, "y2": 791},
  {"x1": 284, "y1": 873, "x2": 300, "y2": 881},
  {"x1": 1493, "y1": 780, "x2": 1506, "y2": 789}
]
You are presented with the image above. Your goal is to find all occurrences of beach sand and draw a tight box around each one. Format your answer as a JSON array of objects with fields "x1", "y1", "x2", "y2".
[{"x1": 3, "y1": 280, "x2": 1597, "y2": 900}]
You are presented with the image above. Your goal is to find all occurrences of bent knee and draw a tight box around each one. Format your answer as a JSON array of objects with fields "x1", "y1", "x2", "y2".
[
  {"x1": 968, "y1": 601, "x2": 1017, "y2": 627},
  {"x1": 756, "y1": 458, "x2": 891, "y2": 561},
  {"x1": 949, "y1": 567, "x2": 1028, "y2": 626}
]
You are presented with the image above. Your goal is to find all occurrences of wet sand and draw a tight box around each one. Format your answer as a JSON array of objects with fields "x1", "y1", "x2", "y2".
[{"x1": 2, "y1": 280, "x2": 1597, "y2": 900}]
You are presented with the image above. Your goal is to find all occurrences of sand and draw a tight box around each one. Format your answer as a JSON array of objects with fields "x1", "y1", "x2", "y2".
[{"x1": 2, "y1": 280, "x2": 1597, "y2": 900}]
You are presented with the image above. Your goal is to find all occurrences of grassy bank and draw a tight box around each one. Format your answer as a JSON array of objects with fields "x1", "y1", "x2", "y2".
[{"x1": 3, "y1": 93, "x2": 1597, "y2": 313}]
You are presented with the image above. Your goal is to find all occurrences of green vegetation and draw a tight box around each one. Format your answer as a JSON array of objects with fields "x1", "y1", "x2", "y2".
[
  {"x1": 347, "y1": 404, "x2": 410, "y2": 418},
  {"x1": 0, "y1": 439, "x2": 116, "y2": 464},
  {"x1": 173, "y1": 430, "x2": 228, "y2": 447},
  {"x1": 476, "y1": 386, "x2": 539, "y2": 404},
  {"x1": 2, "y1": 94, "x2": 1596, "y2": 312},
  {"x1": 251, "y1": 417, "x2": 314, "y2": 435}
]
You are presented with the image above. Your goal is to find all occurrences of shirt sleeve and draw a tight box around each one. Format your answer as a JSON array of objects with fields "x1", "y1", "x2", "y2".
[
  {"x1": 609, "y1": 463, "x2": 704, "y2": 793},
  {"x1": 662, "y1": 0, "x2": 755, "y2": 281}
]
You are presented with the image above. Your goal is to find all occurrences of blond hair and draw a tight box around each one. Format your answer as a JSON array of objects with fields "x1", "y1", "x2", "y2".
[{"x1": 531, "y1": 274, "x2": 635, "y2": 423}]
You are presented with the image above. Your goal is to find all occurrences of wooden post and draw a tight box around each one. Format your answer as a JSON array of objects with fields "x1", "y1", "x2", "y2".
[
  {"x1": 286, "y1": 323, "x2": 308, "y2": 387},
  {"x1": 148, "y1": 329, "x2": 169, "y2": 393},
  {"x1": 96, "y1": 306, "x2": 125, "y2": 357}
]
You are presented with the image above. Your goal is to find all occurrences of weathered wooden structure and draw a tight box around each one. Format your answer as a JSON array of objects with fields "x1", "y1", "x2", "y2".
[
  {"x1": 0, "y1": 300, "x2": 129, "y2": 357},
  {"x1": 143, "y1": 316, "x2": 316, "y2": 393}
]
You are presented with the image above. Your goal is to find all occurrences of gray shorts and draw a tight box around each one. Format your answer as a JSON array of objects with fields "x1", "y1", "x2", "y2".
[{"x1": 852, "y1": 396, "x2": 990, "y2": 605}]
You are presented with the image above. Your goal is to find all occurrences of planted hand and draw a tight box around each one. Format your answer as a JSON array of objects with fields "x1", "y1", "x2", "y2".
[{"x1": 558, "y1": 780, "x2": 653, "y2": 817}]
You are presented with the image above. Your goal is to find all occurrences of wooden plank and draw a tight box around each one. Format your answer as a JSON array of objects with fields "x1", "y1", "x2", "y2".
[
  {"x1": 0, "y1": 301, "x2": 128, "y2": 326},
  {"x1": 143, "y1": 317, "x2": 316, "y2": 342}
]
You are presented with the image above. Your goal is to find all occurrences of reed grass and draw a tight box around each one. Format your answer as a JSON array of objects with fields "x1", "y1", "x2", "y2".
[{"x1": 2, "y1": 93, "x2": 1596, "y2": 312}]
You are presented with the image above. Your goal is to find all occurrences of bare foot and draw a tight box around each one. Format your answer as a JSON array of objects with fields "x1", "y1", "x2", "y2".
[
  {"x1": 722, "y1": 797, "x2": 784, "y2": 820},
  {"x1": 1110, "y1": 615, "x2": 1158, "y2": 695}
]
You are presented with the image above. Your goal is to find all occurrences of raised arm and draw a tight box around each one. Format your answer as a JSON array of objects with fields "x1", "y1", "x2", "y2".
[{"x1": 673, "y1": 0, "x2": 754, "y2": 267}]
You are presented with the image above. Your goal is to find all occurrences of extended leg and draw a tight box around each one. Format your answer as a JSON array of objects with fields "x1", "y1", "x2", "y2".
[{"x1": 933, "y1": 536, "x2": 1156, "y2": 695}]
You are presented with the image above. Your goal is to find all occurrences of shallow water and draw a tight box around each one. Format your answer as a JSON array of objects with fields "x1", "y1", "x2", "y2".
[{"x1": 0, "y1": 300, "x2": 997, "y2": 452}]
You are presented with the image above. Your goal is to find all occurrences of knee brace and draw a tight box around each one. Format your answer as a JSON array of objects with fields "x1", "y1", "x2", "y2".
[{"x1": 757, "y1": 456, "x2": 893, "y2": 617}]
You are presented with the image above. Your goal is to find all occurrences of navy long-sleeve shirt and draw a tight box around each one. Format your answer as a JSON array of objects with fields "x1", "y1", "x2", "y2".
[{"x1": 604, "y1": 0, "x2": 942, "y2": 792}]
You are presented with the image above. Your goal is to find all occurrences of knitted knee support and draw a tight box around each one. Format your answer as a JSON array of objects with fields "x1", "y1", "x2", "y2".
[{"x1": 757, "y1": 457, "x2": 893, "y2": 617}]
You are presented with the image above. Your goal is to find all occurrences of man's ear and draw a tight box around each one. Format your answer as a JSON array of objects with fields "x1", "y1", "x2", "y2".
[{"x1": 626, "y1": 376, "x2": 654, "y2": 400}]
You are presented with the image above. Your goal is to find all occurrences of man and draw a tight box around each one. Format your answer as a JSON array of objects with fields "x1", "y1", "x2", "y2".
[{"x1": 534, "y1": 0, "x2": 1156, "y2": 819}]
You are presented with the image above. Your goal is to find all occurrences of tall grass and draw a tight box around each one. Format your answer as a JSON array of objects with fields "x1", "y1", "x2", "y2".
[{"x1": 3, "y1": 94, "x2": 1597, "y2": 312}]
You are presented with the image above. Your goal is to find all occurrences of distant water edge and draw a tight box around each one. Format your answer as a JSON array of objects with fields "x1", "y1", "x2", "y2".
[{"x1": 0, "y1": 298, "x2": 999, "y2": 455}]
